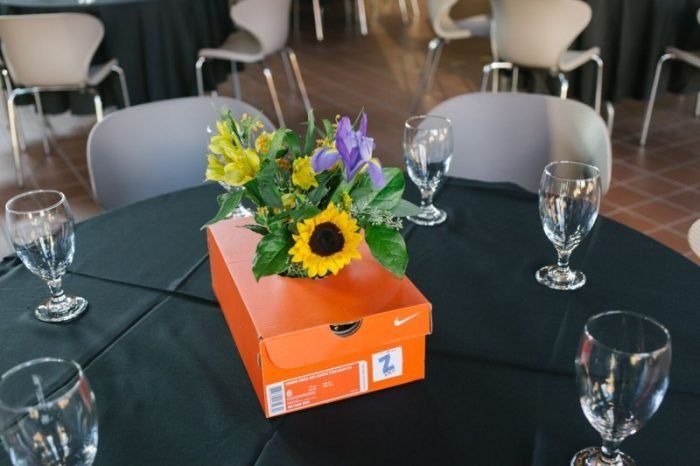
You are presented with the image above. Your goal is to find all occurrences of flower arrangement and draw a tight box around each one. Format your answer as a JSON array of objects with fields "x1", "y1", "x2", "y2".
[{"x1": 204, "y1": 110, "x2": 420, "y2": 281}]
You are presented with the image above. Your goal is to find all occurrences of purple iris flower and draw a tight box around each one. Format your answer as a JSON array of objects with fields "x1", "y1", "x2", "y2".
[{"x1": 311, "y1": 113, "x2": 386, "y2": 188}]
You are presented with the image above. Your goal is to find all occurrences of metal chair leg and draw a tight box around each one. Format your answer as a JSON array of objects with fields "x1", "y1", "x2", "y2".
[
  {"x1": 7, "y1": 90, "x2": 23, "y2": 187},
  {"x1": 640, "y1": 52, "x2": 675, "y2": 147},
  {"x1": 398, "y1": 0, "x2": 409, "y2": 24},
  {"x1": 111, "y1": 64, "x2": 130, "y2": 107},
  {"x1": 480, "y1": 62, "x2": 513, "y2": 92},
  {"x1": 281, "y1": 50, "x2": 297, "y2": 95},
  {"x1": 2, "y1": 69, "x2": 26, "y2": 152},
  {"x1": 262, "y1": 63, "x2": 285, "y2": 127},
  {"x1": 33, "y1": 91, "x2": 51, "y2": 156},
  {"x1": 592, "y1": 55, "x2": 603, "y2": 115},
  {"x1": 231, "y1": 62, "x2": 242, "y2": 100},
  {"x1": 91, "y1": 89, "x2": 104, "y2": 123},
  {"x1": 411, "y1": 37, "x2": 444, "y2": 114},
  {"x1": 511, "y1": 66, "x2": 519, "y2": 92},
  {"x1": 344, "y1": 0, "x2": 353, "y2": 31},
  {"x1": 195, "y1": 56, "x2": 207, "y2": 96},
  {"x1": 312, "y1": 0, "x2": 324, "y2": 41},
  {"x1": 695, "y1": 92, "x2": 700, "y2": 117},
  {"x1": 356, "y1": 0, "x2": 368, "y2": 35},
  {"x1": 409, "y1": 0, "x2": 420, "y2": 19},
  {"x1": 287, "y1": 48, "x2": 312, "y2": 113},
  {"x1": 558, "y1": 73, "x2": 569, "y2": 99}
]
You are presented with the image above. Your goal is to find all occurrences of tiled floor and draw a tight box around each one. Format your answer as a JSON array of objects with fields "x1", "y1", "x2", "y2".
[{"x1": 0, "y1": 0, "x2": 698, "y2": 264}]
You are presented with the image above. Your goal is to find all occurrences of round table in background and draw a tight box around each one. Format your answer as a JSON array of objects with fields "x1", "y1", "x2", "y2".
[
  {"x1": 0, "y1": 0, "x2": 233, "y2": 113},
  {"x1": 0, "y1": 177, "x2": 698, "y2": 465}
]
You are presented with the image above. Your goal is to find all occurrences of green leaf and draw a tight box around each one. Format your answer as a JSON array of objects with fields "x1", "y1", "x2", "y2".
[
  {"x1": 266, "y1": 129, "x2": 288, "y2": 161},
  {"x1": 289, "y1": 204, "x2": 321, "y2": 223},
  {"x1": 391, "y1": 199, "x2": 422, "y2": 217},
  {"x1": 322, "y1": 119, "x2": 333, "y2": 138},
  {"x1": 243, "y1": 179, "x2": 264, "y2": 206},
  {"x1": 201, "y1": 190, "x2": 244, "y2": 229},
  {"x1": 365, "y1": 224, "x2": 408, "y2": 277},
  {"x1": 308, "y1": 170, "x2": 339, "y2": 205},
  {"x1": 303, "y1": 110, "x2": 316, "y2": 156},
  {"x1": 256, "y1": 163, "x2": 283, "y2": 209},
  {"x1": 284, "y1": 131, "x2": 301, "y2": 157},
  {"x1": 252, "y1": 229, "x2": 293, "y2": 281},
  {"x1": 240, "y1": 224, "x2": 269, "y2": 236},
  {"x1": 367, "y1": 167, "x2": 404, "y2": 211}
]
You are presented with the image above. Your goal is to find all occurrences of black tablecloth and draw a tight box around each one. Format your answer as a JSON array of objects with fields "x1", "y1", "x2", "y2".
[
  {"x1": 0, "y1": 0, "x2": 232, "y2": 113},
  {"x1": 1, "y1": 178, "x2": 699, "y2": 465},
  {"x1": 575, "y1": 0, "x2": 700, "y2": 103}
]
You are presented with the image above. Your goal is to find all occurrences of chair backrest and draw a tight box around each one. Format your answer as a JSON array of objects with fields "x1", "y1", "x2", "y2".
[
  {"x1": 87, "y1": 96, "x2": 275, "y2": 210},
  {"x1": 490, "y1": 0, "x2": 591, "y2": 70},
  {"x1": 0, "y1": 13, "x2": 103, "y2": 87},
  {"x1": 231, "y1": 0, "x2": 291, "y2": 56},
  {"x1": 428, "y1": 0, "x2": 458, "y2": 37},
  {"x1": 689, "y1": 218, "x2": 700, "y2": 259},
  {"x1": 428, "y1": 92, "x2": 612, "y2": 193}
]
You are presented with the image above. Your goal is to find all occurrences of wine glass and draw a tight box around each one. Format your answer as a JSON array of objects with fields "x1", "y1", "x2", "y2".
[
  {"x1": 572, "y1": 311, "x2": 671, "y2": 466},
  {"x1": 5, "y1": 190, "x2": 88, "y2": 323},
  {"x1": 403, "y1": 115, "x2": 453, "y2": 226},
  {"x1": 536, "y1": 161, "x2": 601, "y2": 291},
  {"x1": 0, "y1": 358, "x2": 98, "y2": 466}
]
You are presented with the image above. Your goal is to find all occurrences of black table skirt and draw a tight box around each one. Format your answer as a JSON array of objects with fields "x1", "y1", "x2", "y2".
[
  {"x1": 575, "y1": 0, "x2": 700, "y2": 103},
  {"x1": 0, "y1": 178, "x2": 699, "y2": 465},
  {"x1": 0, "y1": 0, "x2": 233, "y2": 114}
]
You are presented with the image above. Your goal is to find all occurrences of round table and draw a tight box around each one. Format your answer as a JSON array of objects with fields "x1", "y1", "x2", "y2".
[
  {"x1": 1, "y1": 178, "x2": 699, "y2": 465},
  {"x1": 0, "y1": 0, "x2": 233, "y2": 113}
]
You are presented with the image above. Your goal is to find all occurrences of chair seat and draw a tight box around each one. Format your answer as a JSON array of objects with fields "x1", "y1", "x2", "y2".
[
  {"x1": 558, "y1": 47, "x2": 600, "y2": 72},
  {"x1": 667, "y1": 47, "x2": 700, "y2": 68},
  {"x1": 198, "y1": 30, "x2": 264, "y2": 63},
  {"x1": 438, "y1": 14, "x2": 490, "y2": 41},
  {"x1": 87, "y1": 58, "x2": 118, "y2": 86}
]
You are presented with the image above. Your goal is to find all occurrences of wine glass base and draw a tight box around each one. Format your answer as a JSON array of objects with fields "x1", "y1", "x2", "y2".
[
  {"x1": 35, "y1": 296, "x2": 88, "y2": 323},
  {"x1": 535, "y1": 265, "x2": 586, "y2": 290},
  {"x1": 570, "y1": 447, "x2": 635, "y2": 466},
  {"x1": 407, "y1": 207, "x2": 447, "y2": 226}
]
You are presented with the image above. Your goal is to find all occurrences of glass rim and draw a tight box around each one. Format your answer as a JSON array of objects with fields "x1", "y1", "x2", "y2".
[
  {"x1": 584, "y1": 310, "x2": 671, "y2": 357},
  {"x1": 5, "y1": 189, "x2": 66, "y2": 215},
  {"x1": 543, "y1": 161, "x2": 600, "y2": 183},
  {"x1": 0, "y1": 358, "x2": 83, "y2": 413},
  {"x1": 404, "y1": 114, "x2": 452, "y2": 131}
]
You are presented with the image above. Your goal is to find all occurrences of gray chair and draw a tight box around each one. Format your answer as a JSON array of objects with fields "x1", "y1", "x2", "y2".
[
  {"x1": 87, "y1": 96, "x2": 275, "y2": 210},
  {"x1": 0, "y1": 13, "x2": 130, "y2": 188},
  {"x1": 429, "y1": 92, "x2": 612, "y2": 193},
  {"x1": 196, "y1": 0, "x2": 310, "y2": 128},
  {"x1": 640, "y1": 9, "x2": 700, "y2": 146},
  {"x1": 482, "y1": 0, "x2": 604, "y2": 118},
  {"x1": 411, "y1": 0, "x2": 490, "y2": 113}
]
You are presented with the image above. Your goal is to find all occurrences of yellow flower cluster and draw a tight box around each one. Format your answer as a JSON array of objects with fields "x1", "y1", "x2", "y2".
[
  {"x1": 292, "y1": 157, "x2": 318, "y2": 190},
  {"x1": 205, "y1": 121, "x2": 262, "y2": 186}
]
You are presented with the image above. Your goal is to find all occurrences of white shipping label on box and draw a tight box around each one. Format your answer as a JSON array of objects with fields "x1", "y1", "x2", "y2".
[
  {"x1": 266, "y1": 361, "x2": 368, "y2": 416},
  {"x1": 372, "y1": 346, "x2": 403, "y2": 382}
]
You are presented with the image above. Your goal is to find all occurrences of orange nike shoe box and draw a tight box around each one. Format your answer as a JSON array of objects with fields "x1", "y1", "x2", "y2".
[{"x1": 207, "y1": 217, "x2": 432, "y2": 418}]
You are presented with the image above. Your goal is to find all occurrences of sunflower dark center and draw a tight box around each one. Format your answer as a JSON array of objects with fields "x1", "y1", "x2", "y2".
[{"x1": 309, "y1": 222, "x2": 345, "y2": 256}]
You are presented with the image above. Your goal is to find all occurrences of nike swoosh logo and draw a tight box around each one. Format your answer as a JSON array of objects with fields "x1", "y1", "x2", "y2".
[{"x1": 394, "y1": 312, "x2": 420, "y2": 327}]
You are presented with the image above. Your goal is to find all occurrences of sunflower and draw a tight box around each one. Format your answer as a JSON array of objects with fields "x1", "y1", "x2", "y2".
[{"x1": 289, "y1": 203, "x2": 362, "y2": 278}]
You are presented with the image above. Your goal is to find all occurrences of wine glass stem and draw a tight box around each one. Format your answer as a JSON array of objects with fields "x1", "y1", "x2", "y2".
[
  {"x1": 556, "y1": 249, "x2": 571, "y2": 271},
  {"x1": 47, "y1": 278, "x2": 67, "y2": 306},
  {"x1": 420, "y1": 188, "x2": 434, "y2": 209},
  {"x1": 601, "y1": 438, "x2": 622, "y2": 464}
]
